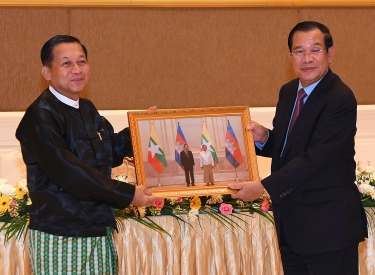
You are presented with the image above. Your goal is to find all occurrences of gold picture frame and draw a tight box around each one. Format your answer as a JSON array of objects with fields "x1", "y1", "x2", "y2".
[{"x1": 127, "y1": 106, "x2": 259, "y2": 197}]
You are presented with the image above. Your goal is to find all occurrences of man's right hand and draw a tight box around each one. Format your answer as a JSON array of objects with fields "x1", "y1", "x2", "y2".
[
  {"x1": 247, "y1": 120, "x2": 268, "y2": 144},
  {"x1": 148, "y1": 105, "x2": 157, "y2": 111},
  {"x1": 229, "y1": 181, "x2": 264, "y2": 202},
  {"x1": 130, "y1": 185, "x2": 162, "y2": 207}
]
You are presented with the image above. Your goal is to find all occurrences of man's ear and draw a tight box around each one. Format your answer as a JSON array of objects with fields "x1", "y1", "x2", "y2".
[
  {"x1": 328, "y1": 46, "x2": 335, "y2": 63},
  {"x1": 288, "y1": 49, "x2": 293, "y2": 61},
  {"x1": 41, "y1": 66, "x2": 51, "y2": 81}
]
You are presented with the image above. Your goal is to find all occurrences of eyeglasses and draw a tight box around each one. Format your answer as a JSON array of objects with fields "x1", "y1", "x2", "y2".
[{"x1": 290, "y1": 49, "x2": 324, "y2": 57}]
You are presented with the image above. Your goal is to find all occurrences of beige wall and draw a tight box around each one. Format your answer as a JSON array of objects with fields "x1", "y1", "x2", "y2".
[{"x1": 1, "y1": 7, "x2": 375, "y2": 111}]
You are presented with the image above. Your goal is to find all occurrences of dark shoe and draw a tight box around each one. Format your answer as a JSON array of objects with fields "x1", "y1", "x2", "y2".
[
  {"x1": 187, "y1": 184, "x2": 190, "y2": 187},
  {"x1": 206, "y1": 183, "x2": 210, "y2": 186},
  {"x1": 191, "y1": 183, "x2": 195, "y2": 186},
  {"x1": 211, "y1": 183, "x2": 215, "y2": 185}
]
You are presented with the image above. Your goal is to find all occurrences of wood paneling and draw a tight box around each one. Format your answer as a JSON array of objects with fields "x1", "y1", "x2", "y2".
[
  {"x1": 71, "y1": 8, "x2": 295, "y2": 109},
  {"x1": 299, "y1": 8, "x2": 375, "y2": 106},
  {"x1": 0, "y1": 7, "x2": 374, "y2": 111},
  {"x1": 0, "y1": 7, "x2": 70, "y2": 110}
]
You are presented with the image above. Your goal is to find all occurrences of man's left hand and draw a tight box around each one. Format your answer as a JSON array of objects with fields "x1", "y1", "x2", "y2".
[{"x1": 229, "y1": 181, "x2": 264, "y2": 202}]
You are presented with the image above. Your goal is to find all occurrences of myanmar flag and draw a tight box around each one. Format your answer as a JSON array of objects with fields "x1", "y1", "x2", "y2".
[
  {"x1": 175, "y1": 122, "x2": 187, "y2": 167},
  {"x1": 225, "y1": 120, "x2": 243, "y2": 168},
  {"x1": 201, "y1": 121, "x2": 219, "y2": 164},
  {"x1": 148, "y1": 123, "x2": 167, "y2": 173}
]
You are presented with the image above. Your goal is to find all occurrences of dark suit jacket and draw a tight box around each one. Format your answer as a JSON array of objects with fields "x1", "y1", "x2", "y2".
[
  {"x1": 180, "y1": 150, "x2": 195, "y2": 169},
  {"x1": 259, "y1": 69, "x2": 368, "y2": 255}
]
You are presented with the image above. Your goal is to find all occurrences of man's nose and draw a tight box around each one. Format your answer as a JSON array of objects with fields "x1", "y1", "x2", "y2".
[
  {"x1": 72, "y1": 62, "x2": 82, "y2": 73},
  {"x1": 302, "y1": 52, "x2": 314, "y2": 62}
]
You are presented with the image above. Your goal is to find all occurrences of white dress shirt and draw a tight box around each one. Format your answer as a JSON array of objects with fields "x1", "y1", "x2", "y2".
[{"x1": 200, "y1": 151, "x2": 214, "y2": 166}]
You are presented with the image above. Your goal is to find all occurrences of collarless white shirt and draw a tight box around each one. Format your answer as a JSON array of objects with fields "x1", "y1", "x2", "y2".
[
  {"x1": 200, "y1": 151, "x2": 214, "y2": 166},
  {"x1": 49, "y1": 85, "x2": 79, "y2": 109}
]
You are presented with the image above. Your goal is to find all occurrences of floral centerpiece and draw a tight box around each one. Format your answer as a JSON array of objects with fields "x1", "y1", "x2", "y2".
[
  {"x1": 0, "y1": 178, "x2": 31, "y2": 242},
  {"x1": 3, "y1": 164, "x2": 374, "y2": 243},
  {"x1": 355, "y1": 165, "x2": 375, "y2": 207},
  {"x1": 0, "y1": 176, "x2": 273, "y2": 242},
  {"x1": 115, "y1": 193, "x2": 273, "y2": 236}
]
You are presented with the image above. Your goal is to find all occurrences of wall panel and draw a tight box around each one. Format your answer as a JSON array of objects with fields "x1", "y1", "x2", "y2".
[
  {"x1": 0, "y1": 7, "x2": 374, "y2": 111},
  {"x1": 299, "y1": 8, "x2": 375, "y2": 105},
  {"x1": 71, "y1": 8, "x2": 296, "y2": 109},
  {"x1": 0, "y1": 8, "x2": 70, "y2": 110}
]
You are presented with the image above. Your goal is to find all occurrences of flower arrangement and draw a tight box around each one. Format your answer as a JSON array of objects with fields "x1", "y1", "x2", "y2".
[
  {"x1": 355, "y1": 165, "x2": 375, "y2": 207},
  {"x1": 0, "y1": 178, "x2": 31, "y2": 242},
  {"x1": 0, "y1": 175, "x2": 273, "y2": 242},
  {"x1": 3, "y1": 163, "x2": 375, "y2": 243},
  {"x1": 113, "y1": 173, "x2": 274, "y2": 236},
  {"x1": 115, "y1": 193, "x2": 273, "y2": 236}
]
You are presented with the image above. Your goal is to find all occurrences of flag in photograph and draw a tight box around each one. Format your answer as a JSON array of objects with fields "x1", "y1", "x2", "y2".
[
  {"x1": 148, "y1": 123, "x2": 167, "y2": 173},
  {"x1": 201, "y1": 121, "x2": 219, "y2": 164},
  {"x1": 225, "y1": 120, "x2": 243, "y2": 168},
  {"x1": 175, "y1": 123, "x2": 187, "y2": 167}
]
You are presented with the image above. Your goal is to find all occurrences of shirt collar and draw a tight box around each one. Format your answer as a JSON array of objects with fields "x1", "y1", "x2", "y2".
[
  {"x1": 298, "y1": 69, "x2": 328, "y2": 97},
  {"x1": 49, "y1": 85, "x2": 79, "y2": 109}
]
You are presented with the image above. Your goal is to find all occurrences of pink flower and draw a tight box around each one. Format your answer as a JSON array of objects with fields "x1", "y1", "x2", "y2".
[
  {"x1": 173, "y1": 197, "x2": 182, "y2": 203},
  {"x1": 261, "y1": 199, "x2": 269, "y2": 212},
  {"x1": 153, "y1": 199, "x2": 165, "y2": 209},
  {"x1": 219, "y1": 203, "x2": 233, "y2": 215},
  {"x1": 133, "y1": 209, "x2": 139, "y2": 217}
]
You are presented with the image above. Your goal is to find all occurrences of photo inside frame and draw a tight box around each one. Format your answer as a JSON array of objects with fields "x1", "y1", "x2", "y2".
[{"x1": 127, "y1": 106, "x2": 259, "y2": 197}]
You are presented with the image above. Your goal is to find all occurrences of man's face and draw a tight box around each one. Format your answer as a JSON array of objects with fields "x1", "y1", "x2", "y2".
[
  {"x1": 42, "y1": 42, "x2": 90, "y2": 100},
  {"x1": 289, "y1": 29, "x2": 334, "y2": 87},
  {"x1": 202, "y1": 145, "x2": 207, "y2": 151},
  {"x1": 184, "y1": 145, "x2": 189, "y2": 150}
]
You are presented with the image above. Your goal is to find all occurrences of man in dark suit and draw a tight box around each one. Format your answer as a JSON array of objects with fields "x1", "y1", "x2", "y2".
[
  {"x1": 180, "y1": 144, "x2": 195, "y2": 186},
  {"x1": 229, "y1": 21, "x2": 368, "y2": 275}
]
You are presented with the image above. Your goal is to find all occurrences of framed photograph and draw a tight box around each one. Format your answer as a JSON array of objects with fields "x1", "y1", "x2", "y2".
[{"x1": 127, "y1": 106, "x2": 259, "y2": 197}]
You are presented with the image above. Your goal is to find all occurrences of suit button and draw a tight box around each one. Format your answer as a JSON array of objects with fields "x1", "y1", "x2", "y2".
[
  {"x1": 280, "y1": 194, "x2": 284, "y2": 198},
  {"x1": 286, "y1": 190, "x2": 290, "y2": 194},
  {"x1": 289, "y1": 188, "x2": 293, "y2": 192}
]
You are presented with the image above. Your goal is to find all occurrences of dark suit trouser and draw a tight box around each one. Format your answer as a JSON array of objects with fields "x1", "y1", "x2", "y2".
[
  {"x1": 184, "y1": 167, "x2": 194, "y2": 185},
  {"x1": 280, "y1": 227, "x2": 359, "y2": 275}
]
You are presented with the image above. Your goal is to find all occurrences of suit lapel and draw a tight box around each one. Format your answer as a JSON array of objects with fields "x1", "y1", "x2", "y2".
[{"x1": 280, "y1": 69, "x2": 336, "y2": 158}]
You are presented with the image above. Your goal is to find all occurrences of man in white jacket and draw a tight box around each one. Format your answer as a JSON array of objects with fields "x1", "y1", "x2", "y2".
[{"x1": 200, "y1": 145, "x2": 215, "y2": 186}]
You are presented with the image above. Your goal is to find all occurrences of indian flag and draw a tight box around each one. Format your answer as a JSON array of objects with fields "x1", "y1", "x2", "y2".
[
  {"x1": 201, "y1": 121, "x2": 219, "y2": 164},
  {"x1": 148, "y1": 123, "x2": 167, "y2": 173}
]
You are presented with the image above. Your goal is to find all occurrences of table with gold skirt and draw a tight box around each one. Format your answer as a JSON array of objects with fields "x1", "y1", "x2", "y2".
[{"x1": 1, "y1": 212, "x2": 374, "y2": 275}]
